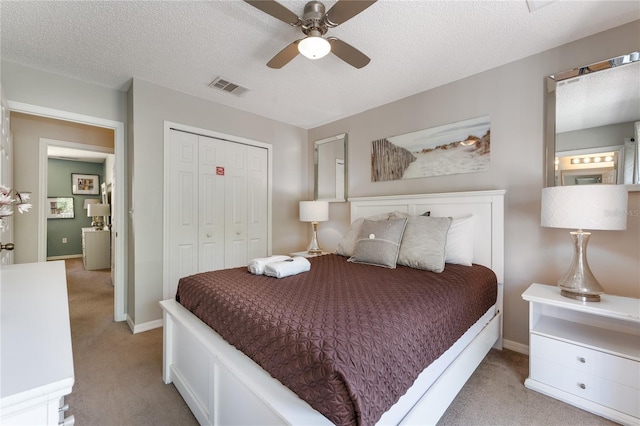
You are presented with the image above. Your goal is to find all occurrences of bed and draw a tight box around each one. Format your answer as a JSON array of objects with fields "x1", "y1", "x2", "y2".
[{"x1": 160, "y1": 189, "x2": 505, "y2": 425}]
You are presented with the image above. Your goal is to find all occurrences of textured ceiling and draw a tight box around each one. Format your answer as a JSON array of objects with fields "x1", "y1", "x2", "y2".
[
  {"x1": 556, "y1": 60, "x2": 640, "y2": 133},
  {"x1": 1, "y1": 1, "x2": 639, "y2": 129}
]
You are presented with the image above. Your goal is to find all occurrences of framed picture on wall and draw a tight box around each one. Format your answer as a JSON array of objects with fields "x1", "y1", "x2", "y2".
[
  {"x1": 47, "y1": 197, "x2": 75, "y2": 219},
  {"x1": 71, "y1": 173, "x2": 100, "y2": 195}
]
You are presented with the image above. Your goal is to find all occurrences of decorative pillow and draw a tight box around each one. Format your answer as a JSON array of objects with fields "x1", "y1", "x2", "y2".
[
  {"x1": 389, "y1": 211, "x2": 410, "y2": 219},
  {"x1": 348, "y1": 218, "x2": 408, "y2": 268},
  {"x1": 335, "y1": 212, "x2": 395, "y2": 257},
  {"x1": 445, "y1": 215, "x2": 475, "y2": 266},
  {"x1": 397, "y1": 216, "x2": 452, "y2": 272}
]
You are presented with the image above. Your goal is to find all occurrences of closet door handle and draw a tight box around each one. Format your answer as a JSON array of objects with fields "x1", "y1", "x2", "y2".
[
  {"x1": 578, "y1": 357, "x2": 586, "y2": 363},
  {"x1": 206, "y1": 233, "x2": 212, "y2": 238}
]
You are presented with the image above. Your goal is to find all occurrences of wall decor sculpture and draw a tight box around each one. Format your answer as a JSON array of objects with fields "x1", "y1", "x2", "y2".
[{"x1": 371, "y1": 116, "x2": 491, "y2": 182}]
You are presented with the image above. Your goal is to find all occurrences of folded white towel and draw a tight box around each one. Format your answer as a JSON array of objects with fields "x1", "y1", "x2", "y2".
[
  {"x1": 248, "y1": 255, "x2": 292, "y2": 275},
  {"x1": 264, "y1": 257, "x2": 311, "y2": 279}
]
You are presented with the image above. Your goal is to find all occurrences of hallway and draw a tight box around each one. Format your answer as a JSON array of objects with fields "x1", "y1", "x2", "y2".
[{"x1": 63, "y1": 258, "x2": 197, "y2": 425}]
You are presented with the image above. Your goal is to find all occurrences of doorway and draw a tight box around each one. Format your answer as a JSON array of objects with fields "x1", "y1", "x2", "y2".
[{"x1": 9, "y1": 101, "x2": 126, "y2": 322}]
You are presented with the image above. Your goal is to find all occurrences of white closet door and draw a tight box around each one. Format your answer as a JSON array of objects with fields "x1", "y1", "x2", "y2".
[
  {"x1": 167, "y1": 131, "x2": 199, "y2": 298},
  {"x1": 198, "y1": 136, "x2": 225, "y2": 272},
  {"x1": 247, "y1": 146, "x2": 268, "y2": 260},
  {"x1": 166, "y1": 127, "x2": 270, "y2": 299},
  {"x1": 224, "y1": 142, "x2": 248, "y2": 268}
]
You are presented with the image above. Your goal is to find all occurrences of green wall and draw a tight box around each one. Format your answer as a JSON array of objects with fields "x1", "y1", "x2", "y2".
[{"x1": 47, "y1": 159, "x2": 105, "y2": 258}]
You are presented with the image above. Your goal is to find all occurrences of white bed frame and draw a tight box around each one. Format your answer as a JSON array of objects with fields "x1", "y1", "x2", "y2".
[{"x1": 160, "y1": 189, "x2": 505, "y2": 425}]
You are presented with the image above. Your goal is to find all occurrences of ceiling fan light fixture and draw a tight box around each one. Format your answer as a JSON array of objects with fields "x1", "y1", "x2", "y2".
[{"x1": 298, "y1": 36, "x2": 330, "y2": 59}]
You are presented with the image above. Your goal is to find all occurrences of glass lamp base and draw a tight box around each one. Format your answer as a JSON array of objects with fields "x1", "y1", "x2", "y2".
[
  {"x1": 306, "y1": 221, "x2": 323, "y2": 254},
  {"x1": 560, "y1": 289, "x2": 601, "y2": 302},
  {"x1": 557, "y1": 230, "x2": 604, "y2": 303}
]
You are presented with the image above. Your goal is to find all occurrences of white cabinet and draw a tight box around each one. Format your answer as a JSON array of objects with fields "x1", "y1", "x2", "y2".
[
  {"x1": 522, "y1": 283, "x2": 640, "y2": 425},
  {"x1": 0, "y1": 261, "x2": 75, "y2": 425},
  {"x1": 82, "y1": 227, "x2": 111, "y2": 270},
  {"x1": 165, "y1": 129, "x2": 269, "y2": 299}
]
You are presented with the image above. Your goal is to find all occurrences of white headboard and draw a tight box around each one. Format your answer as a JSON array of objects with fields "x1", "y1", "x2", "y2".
[{"x1": 349, "y1": 190, "x2": 505, "y2": 284}]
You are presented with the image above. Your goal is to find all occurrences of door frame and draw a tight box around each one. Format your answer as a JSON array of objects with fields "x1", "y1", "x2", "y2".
[
  {"x1": 162, "y1": 121, "x2": 273, "y2": 300},
  {"x1": 8, "y1": 100, "x2": 126, "y2": 322}
]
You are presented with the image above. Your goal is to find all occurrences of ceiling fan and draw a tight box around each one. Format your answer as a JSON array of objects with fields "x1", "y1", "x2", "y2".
[{"x1": 244, "y1": 0, "x2": 377, "y2": 69}]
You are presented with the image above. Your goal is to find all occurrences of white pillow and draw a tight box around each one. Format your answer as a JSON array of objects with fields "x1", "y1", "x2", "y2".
[{"x1": 444, "y1": 215, "x2": 475, "y2": 266}]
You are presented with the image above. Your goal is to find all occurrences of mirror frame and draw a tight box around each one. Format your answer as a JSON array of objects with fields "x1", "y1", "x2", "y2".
[
  {"x1": 314, "y1": 133, "x2": 348, "y2": 202},
  {"x1": 544, "y1": 51, "x2": 640, "y2": 191}
]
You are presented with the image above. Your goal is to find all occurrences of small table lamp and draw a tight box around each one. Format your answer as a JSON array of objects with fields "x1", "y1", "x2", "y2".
[
  {"x1": 88, "y1": 203, "x2": 111, "y2": 230},
  {"x1": 83, "y1": 198, "x2": 99, "y2": 210},
  {"x1": 541, "y1": 185, "x2": 628, "y2": 302},
  {"x1": 299, "y1": 201, "x2": 329, "y2": 254}
]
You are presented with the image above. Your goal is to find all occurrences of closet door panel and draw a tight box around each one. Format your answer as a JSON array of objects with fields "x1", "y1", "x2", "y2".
[
  {"x1": 224, "y1": 143, "x2": 248, "y2": 268},
  {"x1": 168, "y1": 131, "x2": 199, "y2": 298},
  {"x1": 199, "y1": 137, "x2": 225, "y2": 272},
  {"x1": 247, "y1": 146, "x2": 268, "y2": 260}
]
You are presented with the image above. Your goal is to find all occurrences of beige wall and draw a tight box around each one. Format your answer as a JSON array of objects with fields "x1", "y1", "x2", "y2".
[
  {"x1": 128, "y1": 78, "x2": 309, "y2": 325},
  {"x1": 309, "y1": 21, "x2": 640, "y2": 349},
  {"x1": 9, "y1": 112, "x2": 114, "y2": 263}
]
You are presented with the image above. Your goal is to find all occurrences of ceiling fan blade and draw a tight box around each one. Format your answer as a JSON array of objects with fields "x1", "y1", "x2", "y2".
[
  {"x1": 325, "y1": 0, "x2": 377, "y2": 26},
  {"x1": 267, "y1": 40, "x2": 301, "y2": 68},
  {"x1": 244, "y1": 0, "x2": 301, "y2": 26},
  {"x1": 328, "y1": 38, "x2": 370, "y2": 69}
]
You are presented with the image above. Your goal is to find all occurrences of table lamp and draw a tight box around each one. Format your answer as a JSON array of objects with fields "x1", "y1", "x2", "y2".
[
  {"x1": 83, "y1": 198, "x2": 99, "y2": 210},
  {"x1": 88, "y1": 203, "x2": 111, "y2": 230},
  {"x1": 541, "y1": 185, "x2": 628, "y2": 301},
  {"x1": 299, "y1": 201, "x2": 329, "y2": 254}
]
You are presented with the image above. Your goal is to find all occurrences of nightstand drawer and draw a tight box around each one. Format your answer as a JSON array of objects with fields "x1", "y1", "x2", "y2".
[
  {"x1": 531, "y1": 356, "x2": 640, "y2": 418},
  {"x1": 531, "y1": 334, "x2": 640, "y2": 389}
]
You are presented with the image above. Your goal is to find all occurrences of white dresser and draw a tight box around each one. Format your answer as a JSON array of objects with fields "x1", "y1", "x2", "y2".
[
  {"x1": 0, "y1": 261, "x2": 75, "y2": 425},
  {"x1": 522, "y1": 283, "x2": 640, "y2": 425},
  {"x1": 82, "y1": 227, "x2": 110, "y2": 270}
]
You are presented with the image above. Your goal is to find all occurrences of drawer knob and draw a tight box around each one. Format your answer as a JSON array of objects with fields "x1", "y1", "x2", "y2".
[
  {"x1": 578, "y1": 357, "x2": 586, "y2": 363},
  {"x1": 578, "y1": 383, "x2": 586, "y2": 390}
]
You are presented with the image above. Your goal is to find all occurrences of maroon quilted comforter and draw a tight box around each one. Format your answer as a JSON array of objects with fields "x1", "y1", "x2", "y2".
[{"x1": 176, "y1": 254, "x2": 497, "y2": 426}]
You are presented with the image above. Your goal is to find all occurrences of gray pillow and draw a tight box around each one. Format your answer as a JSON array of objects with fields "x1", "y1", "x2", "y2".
[
  {"x1": 335, "y1": 212, "x2": 395, "y2": 257},
  {"x1": 397, "y1": 216, "x2": 452, "y2": 273},
  {"x1": 348, "y1": 218, "x2": 408, "y2": 268}
]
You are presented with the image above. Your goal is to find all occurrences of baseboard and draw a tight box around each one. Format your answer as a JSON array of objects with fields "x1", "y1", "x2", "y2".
[
  {"x1": 46, "y1": 254, "x2": 83, "y2": 260},
  {"x1": 503, "y1": 338, "x2": 529, "y2": 355},
  {"x1": 126, "y1": 314, "x2": 163, "y2": 334}
]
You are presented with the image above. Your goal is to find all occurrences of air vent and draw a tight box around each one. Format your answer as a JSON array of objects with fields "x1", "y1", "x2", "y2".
[{"x1": 209, "y1": 77, "x2": 249, "y2": 96}]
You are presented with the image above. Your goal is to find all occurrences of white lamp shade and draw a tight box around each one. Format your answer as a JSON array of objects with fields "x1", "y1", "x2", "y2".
[
  {"x1": 88, "y1": 203, "x2": 110, "y2": 217},
  {"x1": 299, "y1": 201, "x2": 329, "y2": 222},
  {"x1": 541, "y1": 185, "x2": 627, "y2": 231},
  {"x1": 298, "y1": 36, "x2": 331, "y2": 60},
  {"x1": 83, "y1": 198, "x2": 99, "y2": 209}
]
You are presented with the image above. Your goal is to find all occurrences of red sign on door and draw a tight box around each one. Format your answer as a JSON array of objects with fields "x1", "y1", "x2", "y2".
[{"x1": 216, "y1": 166, "x2": 225, "y2": 176}]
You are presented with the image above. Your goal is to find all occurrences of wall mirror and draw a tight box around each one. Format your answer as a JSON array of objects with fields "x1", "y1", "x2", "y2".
[
  {"x1": 315, "y1": 133, "x2": 347, "y2": 202},
  {"x1": 545, "y1": 51, "x2": 640, "y2": 190}
]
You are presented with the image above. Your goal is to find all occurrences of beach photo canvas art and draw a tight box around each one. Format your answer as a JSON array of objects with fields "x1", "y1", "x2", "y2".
[{"x1": 371, "y1": 116, "x2": 491, "y2": 182}]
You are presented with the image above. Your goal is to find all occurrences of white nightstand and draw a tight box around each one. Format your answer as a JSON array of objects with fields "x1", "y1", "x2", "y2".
[
  {"x1": 522, "y1": 283, "x2": 640, "y2": 425},
  {"x1": 290, "y1": 251, "x2": 330, "y2": 258},
  {"x1": 82, "y1": 227, "x2": 111, "y2": 270}
]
